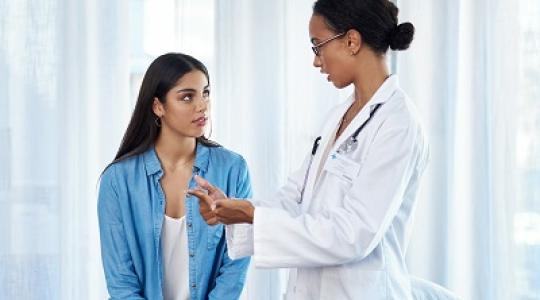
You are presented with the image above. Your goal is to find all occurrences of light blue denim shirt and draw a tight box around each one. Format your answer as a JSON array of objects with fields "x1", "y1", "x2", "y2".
[{"x1": 98, "y1": 142, "x2": 252, "y2": 300}]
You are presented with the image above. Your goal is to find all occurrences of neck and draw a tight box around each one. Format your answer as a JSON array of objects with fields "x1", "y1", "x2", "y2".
[
  {"x1": 154, "y1": 127, "x2": 196, "y2": 171},
  {"x1": 352, "y1": 55, "x2": 390, "y2": 110}
]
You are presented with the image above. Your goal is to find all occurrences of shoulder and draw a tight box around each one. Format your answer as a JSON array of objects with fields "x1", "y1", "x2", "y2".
[
  {"x1": 373, "y1": 91, "x2": 428, "y2": 157},
  {"x1": 99, "y1": 153, "x2": 145, "y2": 186},
  {"x1": 207, "y1": 145, "x2": 248, "y2": 169},
  {"x1": 380, "y1": 89, "x2": 424, "y2": 132}
]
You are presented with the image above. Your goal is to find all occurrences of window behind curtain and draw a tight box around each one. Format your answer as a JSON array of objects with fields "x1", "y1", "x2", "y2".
[
  {"x1": 128, "y1": 0, "x2": 216, "y2": 106},
  {"x1": 515, "y1": 0, "x2": 540, "y2": 298}
]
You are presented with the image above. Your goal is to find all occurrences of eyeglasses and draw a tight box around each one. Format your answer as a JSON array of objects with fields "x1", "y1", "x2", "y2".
[{"x1": 311, "y1": 32, "x2": 346, "y2": 56}]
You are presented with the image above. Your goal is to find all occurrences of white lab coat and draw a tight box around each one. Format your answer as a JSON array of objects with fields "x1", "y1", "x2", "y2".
[{"x1": 226, "y1": 75, "x2": 429, "y2": 299}]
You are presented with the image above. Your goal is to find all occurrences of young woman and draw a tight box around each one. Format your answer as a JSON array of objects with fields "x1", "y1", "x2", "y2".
[
  {"x1": 189, "y1": 0, "x2": 429, "y2": 299},
  {"x1": 98, "y1": 53, "x2": 251, "y2": 300}
]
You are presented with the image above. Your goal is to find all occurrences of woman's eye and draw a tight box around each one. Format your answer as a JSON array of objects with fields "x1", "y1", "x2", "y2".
[
  {"x1": 203, "y1": 90, "x2": 210, "y2": 98},
  {"x1": 180, "y1": 94, "x2": 193, "y2": 102}
]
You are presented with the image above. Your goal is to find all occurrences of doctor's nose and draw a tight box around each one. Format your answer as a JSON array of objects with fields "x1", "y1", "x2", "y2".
[{"x1": 313, "y1": 54, "x2": 322, "y2": 68}]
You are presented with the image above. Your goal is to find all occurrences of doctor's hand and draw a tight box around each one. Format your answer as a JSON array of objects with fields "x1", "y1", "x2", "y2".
[
  {"x1": 188, "y1": 176, "x2": 254, "y2": 225},
  {"x1": 189, "y1": 187, "x2": 219, "y2": 225},
  {"x1": 187, "y1": 176, "x2": 223, "y2": 225},
  {"x1": 193, "y1": 175, "x2": 226, "y2": 201},
  {"x1": 212, "y1": 199, "x2": 254, "y2": 225}
]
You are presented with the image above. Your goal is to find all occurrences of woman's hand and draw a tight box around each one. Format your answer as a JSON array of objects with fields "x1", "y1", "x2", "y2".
[{"x1": 188, "y1": 176, "x2": 254, "y2": 225}]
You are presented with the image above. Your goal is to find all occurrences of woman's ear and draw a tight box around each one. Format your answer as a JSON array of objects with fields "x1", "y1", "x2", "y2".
[
  {"x1": 152, "y1": 97, "x2": 164, "y2": 117},
  {"x1": 346, "y1": 29, "x2": 362, "y2": 55}
]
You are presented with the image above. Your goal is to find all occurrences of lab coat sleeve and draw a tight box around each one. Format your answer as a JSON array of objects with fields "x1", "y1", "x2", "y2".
[
  {"x1": 252, "y1": 115, "x2": 426, "y2": 268},
  {"x1": 225, "y1": 152, "x2": 311, "y2": 259},
  {"x1": 97, "y1": 165, "x2": 145, "y2": 300}
]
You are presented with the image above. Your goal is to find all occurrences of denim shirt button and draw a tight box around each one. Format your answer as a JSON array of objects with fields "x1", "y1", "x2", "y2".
[
  {"x1": 189, "y1": 252, "x2": 194, "y2": 257},
  {"x1": 187, "y1": 222, "x2": 192, "y2": 228},
  {"x1": 191, "y1": 283, "x2": 196, "y2": 288}
]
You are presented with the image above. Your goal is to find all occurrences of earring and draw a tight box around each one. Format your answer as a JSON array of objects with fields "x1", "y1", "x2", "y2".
[{"x1": 155, "y1": 117, "x2": 162, "y2": 127}]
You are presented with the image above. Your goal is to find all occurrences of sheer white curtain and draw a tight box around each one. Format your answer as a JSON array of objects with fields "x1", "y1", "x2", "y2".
[
  {"x1": 398, "y1": 0, "x2": 538, "y2": 299},
  {"x1": 0, "y1": 0, "x2": 130, "y2": 298}
]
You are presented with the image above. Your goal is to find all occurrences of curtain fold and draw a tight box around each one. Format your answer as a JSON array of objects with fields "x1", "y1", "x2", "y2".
[
  {"x1": 398, "y1": 0, "x2": 528, "y2": 299},
  {"x1": 0, "y1": 0, "x2": 130, "y2": 298}
]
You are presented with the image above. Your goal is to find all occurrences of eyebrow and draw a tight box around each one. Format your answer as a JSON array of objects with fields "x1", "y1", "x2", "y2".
[{"x1": 175, "y1": 85, "x2": 210, "y2": 94}]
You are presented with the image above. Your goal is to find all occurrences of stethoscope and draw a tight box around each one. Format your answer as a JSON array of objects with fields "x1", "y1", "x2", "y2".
[{"x1": 298, "y1": 103, "x2": 383, "y2": 204}]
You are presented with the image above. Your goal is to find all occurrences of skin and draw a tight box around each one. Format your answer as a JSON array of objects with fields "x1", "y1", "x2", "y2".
[
  {"x1": 189, "y1": 14, "x2": 393, "y2": 224},
  {"x1": 153, "y1": 70, "x2": 210, "y2": 219}
]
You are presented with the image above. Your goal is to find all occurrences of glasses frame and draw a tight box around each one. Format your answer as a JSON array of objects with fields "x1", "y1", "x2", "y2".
[{"x1": 311, "y1": 32, "x2": 346, "y2": 56}]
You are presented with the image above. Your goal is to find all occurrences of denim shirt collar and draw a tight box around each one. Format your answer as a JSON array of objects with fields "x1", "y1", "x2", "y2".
[{"x1": 142, "y1": 141, "x2": 210, "y2": 176}]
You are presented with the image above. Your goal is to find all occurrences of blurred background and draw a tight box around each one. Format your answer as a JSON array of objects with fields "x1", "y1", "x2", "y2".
[{"x1": 0, "y1": 0, "x2": 539, "y2": 299}]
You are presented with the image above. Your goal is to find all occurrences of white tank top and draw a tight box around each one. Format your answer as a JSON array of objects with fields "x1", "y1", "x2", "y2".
[{"x1": 161, "y1": 215, "x2": 190, "y2": 300}]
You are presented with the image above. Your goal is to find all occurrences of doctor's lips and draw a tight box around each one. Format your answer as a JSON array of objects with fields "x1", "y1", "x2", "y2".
[
  {"x1": 192, "y1": 116, "x2": 208, "y2": 127},
  {"x1": 320, "y1": 70, "x2": 331, "y2": 81}
]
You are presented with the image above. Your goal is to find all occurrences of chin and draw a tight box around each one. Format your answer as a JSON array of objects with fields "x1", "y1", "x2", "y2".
[
  {"x1": 331, "y1": 80, "x2": 348, "y2": 89},
  {"x1": 331, "y1": 77, "x2": 353, "y2": 89},
  {"x1": 194, "y1": 129, "x2": 207, "y2": 138}
]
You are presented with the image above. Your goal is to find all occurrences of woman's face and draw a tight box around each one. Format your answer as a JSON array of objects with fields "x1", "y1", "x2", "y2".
[
  {"x1": 309, "y1": 14, "x2": 354, "y2": 88},
  {"x1": 153, "y1": 70, "x2": 210, "y2": 138}
]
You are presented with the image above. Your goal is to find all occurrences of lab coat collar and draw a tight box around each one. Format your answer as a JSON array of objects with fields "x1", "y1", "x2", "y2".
[
  {"x1": 348, "y1": 74, "x2": 398, "y2": 107},
  {"x1": 333, "y1": 74, "x2": 398, "y2": 149}
]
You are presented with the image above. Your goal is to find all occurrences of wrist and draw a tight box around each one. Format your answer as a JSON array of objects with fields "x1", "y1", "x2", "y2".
[{"x1": 243, "y1": 201, "x2": 255, "y2": 224}]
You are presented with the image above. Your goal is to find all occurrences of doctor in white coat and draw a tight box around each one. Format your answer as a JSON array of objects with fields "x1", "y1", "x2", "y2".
[{"x1": 189, "y1": 0, "x2": 429, "y2": 299}]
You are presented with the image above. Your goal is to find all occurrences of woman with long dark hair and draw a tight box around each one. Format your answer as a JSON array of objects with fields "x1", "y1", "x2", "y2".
[
  {"x1": 98, "y1": 53, "x2": 251, "y2": 299},
  {"x1": 189, "y1": 0, "x2": 430, "y2": 299}
]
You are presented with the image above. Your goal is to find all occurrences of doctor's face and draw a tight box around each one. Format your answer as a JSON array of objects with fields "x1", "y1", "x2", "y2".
[
  {"x1": 152, "y1": 70, "x2": 210, "y2": 139},
  {"x1": 309, "y1": 14, "x2": 354, "y2": 89}
]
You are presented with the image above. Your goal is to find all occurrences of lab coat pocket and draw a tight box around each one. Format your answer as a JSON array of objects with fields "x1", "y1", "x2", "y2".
[
  {"x1": 324, "y1": 152, "x2": 362, "y2": 184},
  {"x1": 207, "y1": 224, "x2": 224, "y2": 249}
]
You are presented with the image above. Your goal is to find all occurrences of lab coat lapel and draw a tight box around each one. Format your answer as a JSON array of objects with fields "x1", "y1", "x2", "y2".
[
  {"x1": 300, "y1": 98, "x2": 352, "y2": 211},
  {"x1": 332, "y1": 107, "x2": 371, "y2": 155},
  {"x1": 330, "y1": 75, "x2": 399, "y2": 155}
]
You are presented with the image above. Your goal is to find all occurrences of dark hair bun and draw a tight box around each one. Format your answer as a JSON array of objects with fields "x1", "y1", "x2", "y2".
[{"x1": 389, "y1": 22, "x2": 415, "y2": 51}]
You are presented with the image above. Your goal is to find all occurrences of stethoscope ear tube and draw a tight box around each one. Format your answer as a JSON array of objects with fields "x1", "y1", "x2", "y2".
[
  {"x1": 311, "y1": 136, "x2": 322, "y2": 155},
  {"x1": 299, "y1": 136, "x2": 322, "y2": 204}
]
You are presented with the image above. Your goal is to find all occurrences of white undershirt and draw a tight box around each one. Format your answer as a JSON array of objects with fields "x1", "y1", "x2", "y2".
[{"x1": 161, "y1": 215, "x2": 190, "y2": 300}]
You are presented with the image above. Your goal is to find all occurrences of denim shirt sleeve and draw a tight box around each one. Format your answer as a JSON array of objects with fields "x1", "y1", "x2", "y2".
[
  {"x1": 208, "y1": 157, "x2": 252, "y2": 300},
  {"x1": 97, "y1": 165, "x2": 145, "y2": 300}
]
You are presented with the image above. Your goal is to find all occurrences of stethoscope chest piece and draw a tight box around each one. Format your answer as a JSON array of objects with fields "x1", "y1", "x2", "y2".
[{"x1": 336, "y1": 136, "x2": 358, "y2": 154}]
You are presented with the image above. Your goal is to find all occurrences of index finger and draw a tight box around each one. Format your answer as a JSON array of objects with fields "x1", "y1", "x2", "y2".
[
  {"x1": 194, "y1": 175, "x2": 217, "y2": 193},
  {"x1": 187, "y1": 188, "x2": 215, "y2": 210}
]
